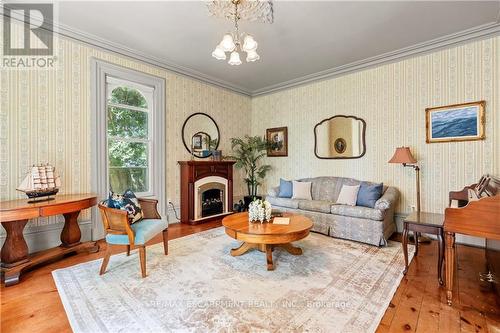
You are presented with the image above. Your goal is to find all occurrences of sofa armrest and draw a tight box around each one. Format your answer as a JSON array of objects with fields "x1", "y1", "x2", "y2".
[
  {"x1": 267, "y1": 186, "x2": 280, "y2": 197},
  {"x1": 374, "y1": 187, "x2": 400, "y2": 210}
]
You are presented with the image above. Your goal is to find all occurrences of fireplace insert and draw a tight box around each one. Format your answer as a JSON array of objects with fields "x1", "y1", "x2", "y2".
[{"x1": 201, "y1": 188, "x2": 224, "y2": 217}]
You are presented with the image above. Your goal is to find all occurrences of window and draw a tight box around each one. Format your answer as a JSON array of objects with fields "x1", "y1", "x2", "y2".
[
  {"x1": 92, "y1": 59, "x2": 165, "y2": 231},
  {"x1": 106, "y1": 78, "x2": 153, "y2": 194}
]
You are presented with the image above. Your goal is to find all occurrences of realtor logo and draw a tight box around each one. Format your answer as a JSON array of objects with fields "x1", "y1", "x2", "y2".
[{"x1": 3, "y1": 3, "x2": 53, "y2": 56}]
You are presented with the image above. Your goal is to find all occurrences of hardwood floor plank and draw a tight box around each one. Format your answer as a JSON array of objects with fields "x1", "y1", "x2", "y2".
[
  {"x1": 387, "y1": 276, "x2": 426, "y2": 332},
  {"x1": 415, "y1": 294, "x2": 441, "y2": 333},
  {"x1": 379, "y1": 277, "x2": 410, "y2": 327},
  {"x1": 439, "y1": 301, "x2": 461, "y2": 333}
]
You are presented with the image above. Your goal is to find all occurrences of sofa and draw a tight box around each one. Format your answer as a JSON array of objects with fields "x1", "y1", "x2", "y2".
[{"x1": 266, "y1": 177, "x2": 399, "y2": 246}]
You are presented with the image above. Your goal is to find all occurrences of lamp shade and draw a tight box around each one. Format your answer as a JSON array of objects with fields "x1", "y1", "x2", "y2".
[
  {"x1": 388, "y1": 147, "x2": 417, "y2": 164},
  {"x1": 220, "y1": 34, "x2": 236, "y2": 52},
  {"x1": 228, "y1": 51, "x2": 242, "y2": 65},
  {"x1": 246, "y1": 50, "x2": 260, "y2": 62},
  {"x1": 212, "y1": 45, "x2": 226, "y2": 60},
  {"x1": 242, "y1": 35, "x2": 258, "y2": 52}
]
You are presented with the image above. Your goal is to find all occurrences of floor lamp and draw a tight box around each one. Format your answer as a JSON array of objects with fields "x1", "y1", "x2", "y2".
[{"x1": 388, "y1": 147, "x2": 420, "y2": 213}]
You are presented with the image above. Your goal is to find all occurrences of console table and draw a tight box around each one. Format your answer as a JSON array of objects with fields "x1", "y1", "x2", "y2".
[{"x1": 0, "y1": 194, "x2": 99, "y2": 286}]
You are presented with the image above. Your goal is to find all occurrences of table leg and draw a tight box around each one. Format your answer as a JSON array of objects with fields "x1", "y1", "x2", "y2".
[
  {"x1": 437, "y1": 229, "x2": 444, "y2": 285},
  {"x1": 445, "y1": 231, "x2": 455, "y2": 305},
  {"x1": 266, "y1": 245, "x2": 274, "y2": 271},
  {"x1": 402, "y1": 223, "x2": 409, "y2": 275},
  {"x1": 61, "y1": 211, "x2": 82, "y2": 247},
  {"x1": 414, "y1": 231, "x2": 419, "y2": 256},
  {"x1": 1, "y1": 220, "x2": 29, "y2": 268},
  {"x1": 279, "y1": 243, "x2": 303, "y2": 255},
  {"x1": 230, "y1": 242, "x2": 256, "y2": 256}
]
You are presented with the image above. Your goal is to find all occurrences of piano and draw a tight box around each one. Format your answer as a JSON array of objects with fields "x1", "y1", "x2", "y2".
[{"x1": 444, "y1": 174, "x2": 500, "y2": 305}]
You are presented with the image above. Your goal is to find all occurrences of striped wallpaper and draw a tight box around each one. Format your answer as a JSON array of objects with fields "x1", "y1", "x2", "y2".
[
  {"x1": 251, "y1": 36, "x2": 499, "y2": 214},
  {"x1": 0, "y1": 31, "x2": 252, "y2": 228}
]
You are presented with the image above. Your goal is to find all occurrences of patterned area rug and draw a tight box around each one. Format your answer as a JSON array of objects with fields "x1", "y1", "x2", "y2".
[{"x1": 53, "y1": 227, "x2": 413, "y2": 333}]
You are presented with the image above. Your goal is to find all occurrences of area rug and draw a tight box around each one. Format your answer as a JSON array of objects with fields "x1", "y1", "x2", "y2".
[{"x1": 53, "y1": 227, "x2": 413, "y2": 333}]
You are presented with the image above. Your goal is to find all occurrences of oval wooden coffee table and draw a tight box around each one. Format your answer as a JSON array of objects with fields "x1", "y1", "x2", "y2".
[{"x1": 222, "y1": 212, "x2": 313, "y2": 270}]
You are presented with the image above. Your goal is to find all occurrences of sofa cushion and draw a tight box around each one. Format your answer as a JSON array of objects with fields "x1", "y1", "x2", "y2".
[
  {"x1": 292, "y1": 181, "x2": 312, "y2": 200},
  {"x1": 336, "y1": 185, "x2": 360, "y2": 206},
  {"x1": 278, "y1": 178, "x2": 293, "y2": 198},
  {"x1": 331, "y1": 204, "x2": 385, "y2": 221},
  {"x1": 266, "y1": 196, "x2": 300, "y2": 209},
  {"x1": 357, "y1": 182, "x2": 383, "y2": 208},
  {"x1": 298, "y1": 200, "x2": 333, "y2": 213}
]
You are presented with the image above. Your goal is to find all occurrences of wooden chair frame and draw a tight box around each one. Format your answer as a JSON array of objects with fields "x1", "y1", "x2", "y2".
[{"x1": 98, "y1": 198, "x2": 168, "y2": 278}]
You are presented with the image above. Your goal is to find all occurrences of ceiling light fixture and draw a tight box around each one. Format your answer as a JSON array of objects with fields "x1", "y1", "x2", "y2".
[{"x1": 210, "y1": 0, "x2": 272, "y2": 66}]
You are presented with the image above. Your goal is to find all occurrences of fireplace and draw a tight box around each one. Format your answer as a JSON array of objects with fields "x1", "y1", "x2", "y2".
[
  {"x1": 178, "y1": 161, "x2": 235, "y2": 224},
  {"x1": 198, "y1": 181, "x2": 226, "y2": 219}
]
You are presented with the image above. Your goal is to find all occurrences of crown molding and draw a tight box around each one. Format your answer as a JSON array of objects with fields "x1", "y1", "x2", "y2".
[
  {"x1": 251, "y1": 21, "x2": 500, "y2": 96},
  {"x1": 2, "y1": 4, "x2": 499, "y2": 98},
  {"x1": 1, "y1": 6, "x2": 253, "y2": 96},
  {"x1": 55, "y1": 23, "x2": 254, "y2": 96}
]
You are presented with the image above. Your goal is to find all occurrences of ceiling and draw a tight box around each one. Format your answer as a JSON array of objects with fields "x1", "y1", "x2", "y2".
[{"x1": 55, "y1": 1, "x2": 500, "y2": 95}]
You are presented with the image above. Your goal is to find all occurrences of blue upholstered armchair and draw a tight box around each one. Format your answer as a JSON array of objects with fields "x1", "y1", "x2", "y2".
[{"x1": 98, "y1": 198, "x2": 168, "y2": 278}]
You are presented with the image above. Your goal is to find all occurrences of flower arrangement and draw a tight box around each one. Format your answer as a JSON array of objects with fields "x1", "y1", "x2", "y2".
[{"x1": 248, "y1": 199, "x2": 272, "y2": 223}]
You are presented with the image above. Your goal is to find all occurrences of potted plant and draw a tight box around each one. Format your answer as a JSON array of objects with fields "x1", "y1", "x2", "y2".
[
  {"x1": 203, "y1": 137, "x2": 221, "y2": 160},
  {"x1": 228, "y1": 135, "x2": 272, "y2": 209}
]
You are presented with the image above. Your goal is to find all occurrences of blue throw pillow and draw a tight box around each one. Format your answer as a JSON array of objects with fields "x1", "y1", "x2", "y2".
[
  {"x1": 278, "y1": 178, "x2": 293, "y2": 198},
  {"x1": 106, "y1": 189, "x2": 144, "y2": 224},
  {"x1": 356, "y1": 182, "x2": 383, "y2": 208}
]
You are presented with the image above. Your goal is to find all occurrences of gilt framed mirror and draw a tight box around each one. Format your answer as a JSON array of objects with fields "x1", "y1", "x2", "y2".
[{"x1": 314, "y1": 115, "x2": 366, "y2": 159}]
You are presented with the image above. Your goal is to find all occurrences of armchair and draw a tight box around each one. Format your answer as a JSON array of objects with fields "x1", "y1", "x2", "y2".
[{"x1": 98, "y1": 198, "x2": 168, "y2": 278}]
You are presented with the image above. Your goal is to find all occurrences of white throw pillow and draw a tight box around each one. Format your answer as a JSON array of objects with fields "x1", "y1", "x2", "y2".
[
  {"x1": 336, "y1": 185, "x2": 360, "y2": 206},
  {"x1": 292, "y1": 181, "x2": 312, "y2": 200}
]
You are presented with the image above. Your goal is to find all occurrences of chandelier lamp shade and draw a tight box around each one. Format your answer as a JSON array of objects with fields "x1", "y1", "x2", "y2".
[
  {"x1": 228, "y1": 51, "x2": 242, "y2": 66},
  {"x1": 211, "y1": 0, "x2": 261, "y2": 65}
]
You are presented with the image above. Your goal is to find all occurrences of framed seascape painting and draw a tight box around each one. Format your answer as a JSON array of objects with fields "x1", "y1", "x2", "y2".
[
  {"x1": 266, "y1": 127, "x2": 288, "y2": 157},
  {"x1": 425, "y1": 101, "x2": 485, "y2": 143}
]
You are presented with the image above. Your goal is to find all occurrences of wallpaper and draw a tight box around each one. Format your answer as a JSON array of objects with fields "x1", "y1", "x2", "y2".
[
  {"x1": 0, "y1": 32, "x2": 252, "y2": 228},
  {"x1": 251, "y1": 36, "x2": 499, "y2": 214}
]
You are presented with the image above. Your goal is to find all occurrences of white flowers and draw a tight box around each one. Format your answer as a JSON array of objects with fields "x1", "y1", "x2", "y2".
[{"x1": 248, "y1": 199, "x2": 272, "y2": 223}]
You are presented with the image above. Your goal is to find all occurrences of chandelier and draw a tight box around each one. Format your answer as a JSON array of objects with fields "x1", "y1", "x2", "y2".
[{"x1": 209, "y1": 0, "x2": 273, "y2": 66}]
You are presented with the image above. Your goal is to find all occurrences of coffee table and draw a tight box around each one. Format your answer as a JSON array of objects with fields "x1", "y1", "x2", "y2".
[{"x1": 222, "y1": 212, "x2": 313, "y2": 270}]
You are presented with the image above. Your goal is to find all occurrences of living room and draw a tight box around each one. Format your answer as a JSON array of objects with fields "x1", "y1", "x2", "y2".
[{"x1": 1, "y1": 1, "x2": 499, "y2": 332}]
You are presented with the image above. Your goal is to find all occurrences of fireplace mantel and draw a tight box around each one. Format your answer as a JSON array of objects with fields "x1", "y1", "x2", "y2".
[{"x1": 178, "y1": 160, "x2": 236, "y2": 224}]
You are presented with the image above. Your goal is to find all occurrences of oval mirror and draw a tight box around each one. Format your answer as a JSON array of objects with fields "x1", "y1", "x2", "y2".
[
  {"x1": 182, "y1": 113, "x2": 220, "y2": 158},
  {"x1": 314, "y1": 115, "x2": 366, "y2": 159}
]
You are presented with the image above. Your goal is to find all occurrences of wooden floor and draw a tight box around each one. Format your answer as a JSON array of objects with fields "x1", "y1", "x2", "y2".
[{"x1": 1, "y1": 221, "x2": 499, "y2": 333}]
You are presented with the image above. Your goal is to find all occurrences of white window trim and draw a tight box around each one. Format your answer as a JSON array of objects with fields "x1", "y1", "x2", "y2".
[
  {"x1": 91, "y1": 59, "x2": 166, "y2": 240},
  {"x1": 106, "y1": 78, "x2": 153, "y2": 197}
]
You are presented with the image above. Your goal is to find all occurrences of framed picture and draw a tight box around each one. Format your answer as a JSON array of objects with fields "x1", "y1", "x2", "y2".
[
  {"x1": 266, "y1": 127, "x2": 288, "y2": 157},
  {"x1": 192, "y1": 134, "x2": 203, "y2": 149},
  {"x1": 425, "y1": 101, "x2": 485, "y2": 143}
]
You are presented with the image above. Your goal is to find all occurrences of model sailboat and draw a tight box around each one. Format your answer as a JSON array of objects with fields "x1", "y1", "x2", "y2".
[{"x1": 17, "y1": 164, "x2": 61, "y2": 202}]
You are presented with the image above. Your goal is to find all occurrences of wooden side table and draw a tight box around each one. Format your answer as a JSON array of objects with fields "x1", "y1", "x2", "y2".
[
  {"x1": 0, "y1": 194, "x2": 99, "y2": 286},
  {"x1": 402, "y1": 211, "x2": 445, "y2": 285}
]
